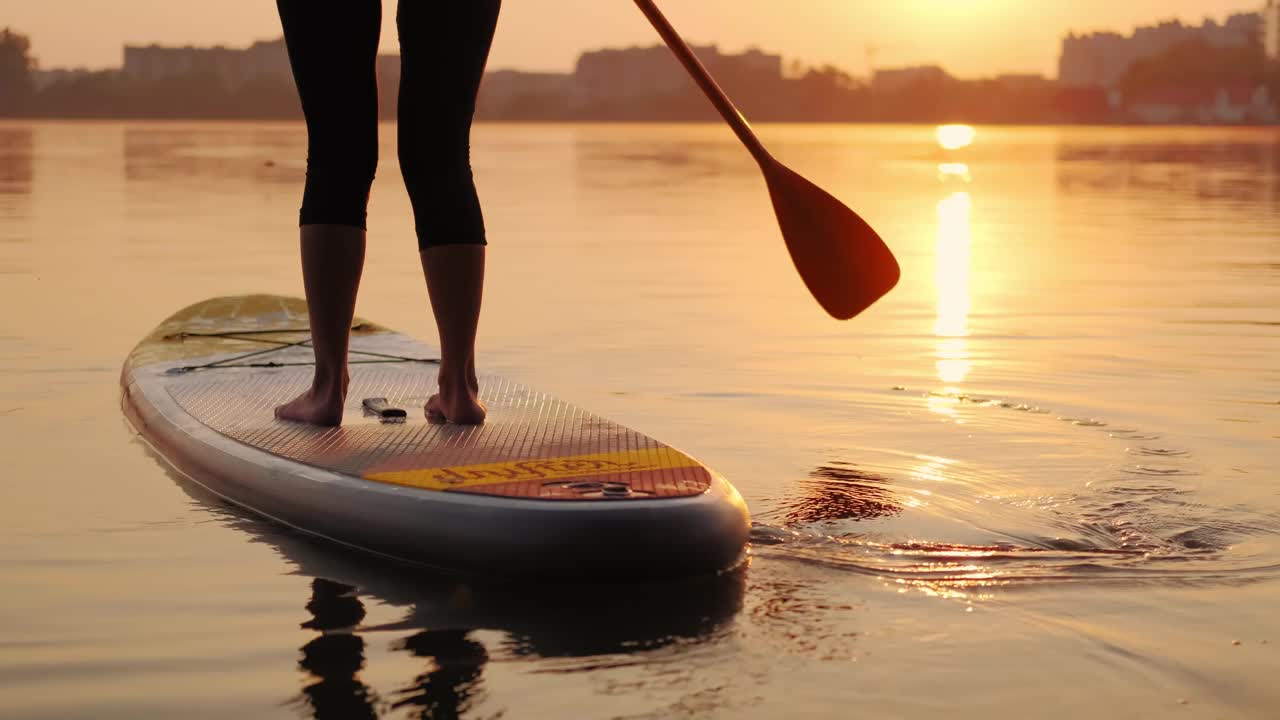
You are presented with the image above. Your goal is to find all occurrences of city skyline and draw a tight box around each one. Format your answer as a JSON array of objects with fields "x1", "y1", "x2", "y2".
[{"x1": 6, "y1": 0, "x2": 1266, "y2": 78}]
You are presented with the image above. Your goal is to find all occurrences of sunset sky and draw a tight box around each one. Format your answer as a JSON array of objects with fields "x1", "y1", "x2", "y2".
[{"x1": 4, "y1": 0, "x2": 1264, "y2": 78}]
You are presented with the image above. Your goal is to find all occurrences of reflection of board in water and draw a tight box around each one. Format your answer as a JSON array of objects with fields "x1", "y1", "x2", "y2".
[
  {"x1": 295, "y1": 577, "x2": 494, "y2": 720},
  {"x1": 151, "y1": 448, "x2": 746, "y2": 719},
  {"x1": 294, "y1": 579, "x2": 380, "y2": 719}
]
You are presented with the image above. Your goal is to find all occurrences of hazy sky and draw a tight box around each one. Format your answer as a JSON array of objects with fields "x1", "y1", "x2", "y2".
[{"x1": 2, "y1": 0, "x2": 1264, "y2": 78}]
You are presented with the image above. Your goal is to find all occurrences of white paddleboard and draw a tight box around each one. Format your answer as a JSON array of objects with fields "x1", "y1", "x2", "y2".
[{"x1": 121, "y1": 295, "x2": 750, "y2": 577}]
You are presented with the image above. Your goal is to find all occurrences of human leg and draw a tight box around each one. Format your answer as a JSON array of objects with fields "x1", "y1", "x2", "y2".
[
  {"x1": 396, "y1": 0, "x2": 501, "y2": 424},
  {"x1": 274, "y1": 0, "x2": 382, "y2": 426}
]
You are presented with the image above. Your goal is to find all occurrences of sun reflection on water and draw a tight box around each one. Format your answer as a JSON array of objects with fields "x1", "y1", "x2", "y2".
[
  {"x1": 931, "y1": 124, "x2": 976, "y2": 406},
  {"x1": 937, "y1": 162, "x2": 970, "y2": 181},
  {"x1": 935, "y1": 191, "x2": 972, "y2": 387},
  {"x1": 936, "y1": 123, "x2": 976, "y2": 150}
]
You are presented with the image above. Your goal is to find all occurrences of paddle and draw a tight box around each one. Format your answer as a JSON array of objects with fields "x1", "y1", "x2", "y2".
[{"x1": 633, "y1": 0, "x2": 900, "y2": 320}]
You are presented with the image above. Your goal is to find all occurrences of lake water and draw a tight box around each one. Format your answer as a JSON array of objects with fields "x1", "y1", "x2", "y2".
[{"x1": 1, "y1": 121, "x2": 1277, "y2": 719}]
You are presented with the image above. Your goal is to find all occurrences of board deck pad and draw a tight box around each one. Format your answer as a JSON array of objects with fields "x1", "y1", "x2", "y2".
[{"x1": 166, "y1": 365, "x2": 713, "y2": 501}]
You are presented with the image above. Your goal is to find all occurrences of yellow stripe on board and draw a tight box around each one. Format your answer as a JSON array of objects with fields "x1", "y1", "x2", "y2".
[{"x1": 364, "y1": 447, "x2": 702, "y2": 492}]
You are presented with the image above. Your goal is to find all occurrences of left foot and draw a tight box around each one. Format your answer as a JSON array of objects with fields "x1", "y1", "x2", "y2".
[
  {"x1": 274, "y1": 387, "x2": 346, "y2": 426},
  {"x1": 274, "y1": 373, "x2": 349, "y2": 426}
]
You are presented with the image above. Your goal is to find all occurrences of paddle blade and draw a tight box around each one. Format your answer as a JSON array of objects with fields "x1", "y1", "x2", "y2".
[{"x1": 763, "y1": 162, "x2": 900, "y2": 320}]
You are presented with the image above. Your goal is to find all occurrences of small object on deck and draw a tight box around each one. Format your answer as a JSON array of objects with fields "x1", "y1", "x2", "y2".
[{"x1": 362, "y1": 397, "x2": 407, "y2": 421}]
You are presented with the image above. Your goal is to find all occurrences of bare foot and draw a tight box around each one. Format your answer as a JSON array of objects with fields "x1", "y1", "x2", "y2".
[
  {"x1": 426, "y1": 370, "x2": 486, "y2": 425},
  {"x1": 275, "y1": 374, "x2": 348, "y2": 427}
]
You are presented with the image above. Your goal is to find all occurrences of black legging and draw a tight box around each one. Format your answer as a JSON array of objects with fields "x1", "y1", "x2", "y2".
[{"x1": 276, "y1": 0, "x2": 501, "y2": 249}]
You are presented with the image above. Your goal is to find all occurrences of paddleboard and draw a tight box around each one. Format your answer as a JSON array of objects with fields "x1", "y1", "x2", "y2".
[{"x1": 121, "y1": 295, "x2": 750, "y2": 578}]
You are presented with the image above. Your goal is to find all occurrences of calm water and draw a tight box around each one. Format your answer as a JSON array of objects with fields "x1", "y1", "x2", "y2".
[{"x1": 1, "y1": 121, "x2": 1277, "y2": 719}]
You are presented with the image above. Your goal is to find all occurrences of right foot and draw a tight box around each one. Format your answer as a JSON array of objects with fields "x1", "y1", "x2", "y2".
[{"x1": 426, "y1": 371, "x2": 486, "y2": 425}]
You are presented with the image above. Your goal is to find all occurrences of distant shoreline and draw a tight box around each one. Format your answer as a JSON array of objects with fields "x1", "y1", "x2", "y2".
[{"x1": 3, "y1": 116, "x2": 1278, "y2": 128}]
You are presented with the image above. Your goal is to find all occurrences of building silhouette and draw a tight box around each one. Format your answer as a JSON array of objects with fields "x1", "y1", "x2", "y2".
[
  {"x1": 1128, "y1": 85, "x2": 1275, "y2": 124},
  {"x1": 14, "y1": 17, "x2": 1275, "y2": 125},
  {"x1": 569, "y1": 44, "x2": 781, "y2": 113},
  {"x1": 1059, "y1": 12, "x2": 1262, "y2": 87},
  {"x1": 871, "y1": 66, "x2": 952, "y2": 92},
  {"x1": 113, "y1": 38, "x2": 782, "y2": 120},
  {"x1": 123, "y1": 38, "x2": 292, "y2": 89},
  {"x1": 30, "y1": 67, "x2": 93, "y2": 92},
  {"x1": 476, "y1": 69, "x2": 571, "y2": 119}
]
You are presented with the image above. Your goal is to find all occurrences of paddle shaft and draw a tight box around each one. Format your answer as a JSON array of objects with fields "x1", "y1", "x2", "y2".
[{"x1": 633, "y1": 0, "x2": 772, "y2": 166}]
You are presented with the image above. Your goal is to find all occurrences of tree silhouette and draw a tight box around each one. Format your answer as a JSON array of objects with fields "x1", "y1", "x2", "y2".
[
  {"x1": 1122, "y1": 36, "x2": 1267, "y2": 97},
  {"x1": 0, "y1": 28, "x2": 35, "y2": 115}
]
